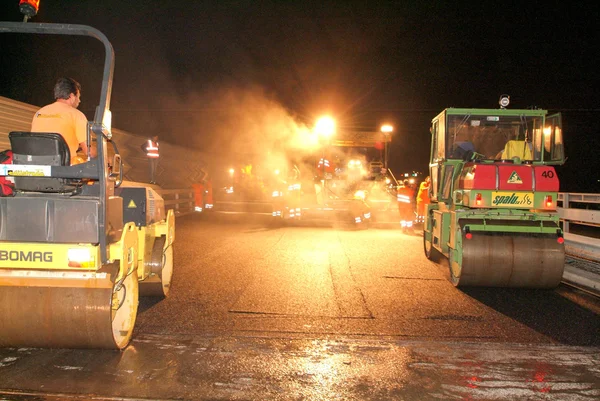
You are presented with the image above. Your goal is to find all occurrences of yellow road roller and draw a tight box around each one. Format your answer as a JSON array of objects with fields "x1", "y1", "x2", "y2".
[
  {"x1": 0, "y1": 22, "x2": 174, "y2": 349},
  {"x1": 423, "y1": 97, "x2": 566, "y2": 288}
]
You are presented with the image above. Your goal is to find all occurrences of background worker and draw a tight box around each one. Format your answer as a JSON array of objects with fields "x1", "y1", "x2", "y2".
[
  {"x1": 141, "y1": 135, "x2": 159, "y2": 184},
  {"x1": 416, "y1": 176, "x2": 431, "y2": 224},
  {"x1": 397, "y1": 179, "x2": 415, "y2": 233},
  {"x1": 31, "y1": 77, "x2": 95, "y2": 164}
]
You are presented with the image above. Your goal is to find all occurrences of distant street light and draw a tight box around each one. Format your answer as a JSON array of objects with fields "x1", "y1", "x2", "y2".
[
  {"x1": 380, "y1": 124, "x2": 393, "y2": 170},
  {"x1": 315, "y1": 116, "x2": 336, "y2": 139}
]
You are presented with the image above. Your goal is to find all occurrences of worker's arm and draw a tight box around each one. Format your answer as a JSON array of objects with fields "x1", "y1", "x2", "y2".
[
  {"x1": 74, "y1": 109, "x2": 94, "y2": 157},
  {"x1": 78, "y1": 141, "x2": 89, "y2": 158},
  {"x1": 79, "y1": 141, "x2": 97, "y2": 158}
]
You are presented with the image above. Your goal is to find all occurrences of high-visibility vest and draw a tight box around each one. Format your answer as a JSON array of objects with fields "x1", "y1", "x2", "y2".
[
  {"x1": 397, "y1": 186, "x2": 414, "y2": 204},
  {"x1": 417, "y1": 182, "x2": 430, "y2": 204},
  {"x1": 145, "y1": 139, "x2": 159, "y2": 158}
]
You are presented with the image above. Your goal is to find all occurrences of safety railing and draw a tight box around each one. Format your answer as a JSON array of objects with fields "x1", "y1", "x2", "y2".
[
  {"x1": 156, "y1": 188, "x2": 195, "y2": 217},
  {"x1": 558, "y1": 193, "x2": 600, "y2": 259},
  {"x1": 557, "y1": 193, "x2": 600, "y2": 294}
]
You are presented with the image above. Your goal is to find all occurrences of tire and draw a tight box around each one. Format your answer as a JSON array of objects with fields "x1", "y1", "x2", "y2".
[{"x1": 423, "y1": 231, "x2": 440, "y2": 262}]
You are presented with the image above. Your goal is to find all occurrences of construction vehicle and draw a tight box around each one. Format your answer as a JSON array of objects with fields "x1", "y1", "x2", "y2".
[
  {"x1": 423, "y1": 96, "x2": 565, "y2": 288},
  {"x1": 0, "y1": 20, "x2": 175, "y2": 349},
  {"x1": 212, "y1": 163, "x2": 278, "y2": 216},
  {"x1": 273, "y1": 130, "x2": 400, "y2": 227}
]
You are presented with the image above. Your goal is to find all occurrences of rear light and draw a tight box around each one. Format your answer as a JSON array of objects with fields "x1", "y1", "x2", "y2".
[
  {"x1": 465, "y1": 226, "x2": 473, "y2": 240},
  {"x1": 557, "y1": 229, "x2": 564, "y2": 244},
  {"x1": 545, "y1": 195, "x2": 553, "y2": 208},
  {"x1": 475, "y1": 193, "x2": 482, "y2": 206},
  {"x1": 67, "y1": 248, "x2": 96, "y2": 268}
]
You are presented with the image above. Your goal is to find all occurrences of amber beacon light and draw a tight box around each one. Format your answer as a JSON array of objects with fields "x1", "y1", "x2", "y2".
[{"x1": 19, "y1": 0, "x2": 40, "y2": 22}]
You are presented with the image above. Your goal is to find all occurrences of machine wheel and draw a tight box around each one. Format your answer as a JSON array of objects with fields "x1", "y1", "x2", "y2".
[
  {"x1": 111, "y1": 264, "x2": 140, "y2": 349},
  {"x1": 454, "y1": 231, "x2": 564, "y2": 288},
  {"x1": 139, "y1": 236, "x2": 173, "y2": 297},
  {"x1": 448, "y1": 248, "x2": 461, "y2": 286},
  {"x1": 0, "y1": 262, "x2": 139, "y2": 349},
  {"x1": 423, "y1": 232, "x2": 440, "y2": 262}
]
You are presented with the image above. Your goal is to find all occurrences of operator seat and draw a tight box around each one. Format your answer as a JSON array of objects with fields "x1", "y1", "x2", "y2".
[{"x1": 9, "y1": 131, "x2": 77, "y2": 192}]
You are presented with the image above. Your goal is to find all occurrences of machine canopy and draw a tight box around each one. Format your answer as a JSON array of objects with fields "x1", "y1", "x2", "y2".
[{"x1": 440, "y1": 112, "x2": 564, "y2": 164}]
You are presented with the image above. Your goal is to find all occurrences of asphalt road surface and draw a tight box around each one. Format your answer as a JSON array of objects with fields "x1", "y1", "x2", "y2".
[{"x1": 0, "y1": 214, "x2": 599, "y2": 400}]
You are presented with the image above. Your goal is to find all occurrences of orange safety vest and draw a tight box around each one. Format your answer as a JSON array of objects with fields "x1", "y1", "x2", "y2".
[
  {"x1": 417, "y1": 182, "x2": 430, "y2": 205},
  {"x1": 145, "y1": 139, "x2": 159, "y2": 158},
  {"x1": 397, "y1": 186, "x2": 414, "y2": 204}
]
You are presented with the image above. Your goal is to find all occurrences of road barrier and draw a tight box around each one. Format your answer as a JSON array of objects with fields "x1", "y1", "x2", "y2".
[
  {"x1": 558, "y1": 193, "x2": 600, "y2": 260},
  {"x1": 157, "y1": 188, "x2": 195, "y2": 217},
  {"x1": 557, "y1": 193, "x2": 600, "y2": 294}
]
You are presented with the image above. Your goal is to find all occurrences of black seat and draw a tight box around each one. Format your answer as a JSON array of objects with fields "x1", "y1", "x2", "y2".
[{"x1": 9, "y1": 132, "x2": 77, "y2": 192}]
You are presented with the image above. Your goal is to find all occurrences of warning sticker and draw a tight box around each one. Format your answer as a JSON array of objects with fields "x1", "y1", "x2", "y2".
[
  {"x1": 507, "y1": 171, "x2": 523, "y2": 184},
  {"x1": 127, "y1": 200, "x2": 137, "y2": 208}
]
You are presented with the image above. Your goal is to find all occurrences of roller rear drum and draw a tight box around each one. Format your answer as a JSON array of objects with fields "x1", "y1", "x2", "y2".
[{"x1": 450, "y1": 232, "x2": 565, "y2": 288}]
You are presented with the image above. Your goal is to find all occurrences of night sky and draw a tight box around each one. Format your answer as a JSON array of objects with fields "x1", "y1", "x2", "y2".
[{"x1": 1, "y1": 1, "x2": 598, "y2": 192}]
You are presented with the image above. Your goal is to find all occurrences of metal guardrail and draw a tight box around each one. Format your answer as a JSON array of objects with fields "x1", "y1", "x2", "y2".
[
  {"x1": 558, "y1": 193, "x2": 600, "y2": 258},
  {"x1": 156, "y1": 188, "x2": 195, "y2": 217},
  {"x1": 557, "y1": 193, "x2": 600, "y2": 294}
]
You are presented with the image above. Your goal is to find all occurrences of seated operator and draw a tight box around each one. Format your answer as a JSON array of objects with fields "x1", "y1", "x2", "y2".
[
  {"x1": 495, "y1": 138, "x2": 533, "y2": 160},
  {"x1": 31, "y1": 77, "x2": 96, "y2": 165},
  {"x1": 451, "y1": 141, "x2": 475, "y2": 159}
]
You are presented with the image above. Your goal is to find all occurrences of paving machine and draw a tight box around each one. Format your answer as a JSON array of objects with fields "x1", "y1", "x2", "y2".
[
  {"x1": 0, "y1": 21, "x2": 174, "y2": 349},
  {"x1": 273, "y1": 130, "x2": 400, "y2": 227},
  {"x1": 212, "y1": 163, "x2": 278, "y2": 216},
  {"x1": 423, "y1": 96, "x2": 565, "y2": 287}
]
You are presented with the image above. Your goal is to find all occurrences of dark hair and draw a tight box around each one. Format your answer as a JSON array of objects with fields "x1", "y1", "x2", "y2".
[{"x1": 53, "y1": 77, "x2": 81, "y2": 100}]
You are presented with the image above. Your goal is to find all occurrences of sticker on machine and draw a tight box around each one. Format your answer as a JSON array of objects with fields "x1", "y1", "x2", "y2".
[
  {"x1": 0, "y1": 164, "x2": 51, "y2": 177},
  {"x1": 491, "y1": 192, "x2": 533, "y2": 207},
  {"x1": 507, "y1": 171, "x2": 523, "y2": 184}
]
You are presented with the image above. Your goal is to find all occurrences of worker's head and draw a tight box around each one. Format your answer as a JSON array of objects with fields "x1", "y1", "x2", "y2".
[
  {"x1": 152, "y1": 135, "x2": 159, "y2": 142},
  {"x1": 403, "y1": 179, "x2": 409, "y2": 186},
  {"x1": 54, "y1": 77, "x2": 81, "y2": 108}
]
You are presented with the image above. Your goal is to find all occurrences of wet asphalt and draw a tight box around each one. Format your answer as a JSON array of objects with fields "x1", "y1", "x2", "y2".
[{"x1": 0, "y1": 214, "x2": 599, "y2": 400}]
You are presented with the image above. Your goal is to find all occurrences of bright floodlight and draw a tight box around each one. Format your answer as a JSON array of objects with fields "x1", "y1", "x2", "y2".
[
  {"x1": 315, "y1": 116, "x2": 336, "y2": 138},
  {"x1": 381, "y1": 124, "x2": 393, "y2": 133}
]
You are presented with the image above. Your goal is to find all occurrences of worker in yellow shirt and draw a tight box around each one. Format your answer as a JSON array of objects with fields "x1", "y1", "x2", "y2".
[{"x1": 31, "y1": 77, "x2": 95, "y2": 164}]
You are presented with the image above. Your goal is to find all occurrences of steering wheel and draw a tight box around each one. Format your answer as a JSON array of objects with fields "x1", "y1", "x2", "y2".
[{"x1": 462, "y1": 150, "x2": 485, "y2": 162}]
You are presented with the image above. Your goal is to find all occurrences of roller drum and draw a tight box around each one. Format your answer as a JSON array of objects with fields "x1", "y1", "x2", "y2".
[
  {"x1": 0, "y1": 263, "x2": 138, "y2": 349},
  {"x1": 456, "y1": 232, "x2": 565, "y2": 288}
]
